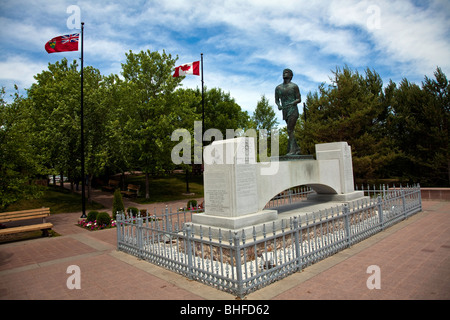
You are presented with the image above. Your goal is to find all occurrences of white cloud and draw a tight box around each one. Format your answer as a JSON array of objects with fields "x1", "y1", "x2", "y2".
[
  {"x1": 325, "y1": 0, "x2": 450, "y2": 78},
  {"x1": 0, "y1": 0, "x2": 449, "y2": 110},
  {"x1": 370, "y1": 1, "x2": 450, "y2": 75},
  {"x1": 0, "y1": 56, "x2": 46, "y2": 97}
]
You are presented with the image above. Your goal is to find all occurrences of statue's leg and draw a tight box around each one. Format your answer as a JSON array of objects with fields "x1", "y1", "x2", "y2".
[{"x1": 286, "y1": 115, "x2": 301, "y2": 155}]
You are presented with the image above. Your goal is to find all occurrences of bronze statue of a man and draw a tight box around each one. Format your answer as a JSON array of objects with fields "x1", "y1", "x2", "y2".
[{"x1": 275, "y1": 68, "x2": 301, "y2": 155}]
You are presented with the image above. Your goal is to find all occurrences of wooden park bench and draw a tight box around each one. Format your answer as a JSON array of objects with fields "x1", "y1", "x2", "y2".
[
  {"x1": 102, "y1": 179, "x2": 120, "y2": 192},
  {"x1": 120, "y1": 184, "x2": 140, "y2": 198},
  {"x1": 0, "y1": 208, "x2": 53, "y2": 237}
]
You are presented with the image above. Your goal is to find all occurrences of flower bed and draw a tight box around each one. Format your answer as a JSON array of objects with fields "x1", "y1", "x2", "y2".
[{"x1": 78, "y1": 218, "x2": 116, "y2": 231}]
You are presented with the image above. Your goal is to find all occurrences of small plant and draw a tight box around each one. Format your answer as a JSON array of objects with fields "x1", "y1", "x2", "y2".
[
  {"x1": 96, "y1": 212, "x2": 111, "y2": 227},
  {"x1": 87, "y1": 211, "x2": 99, "y2": 222},
  {"x1": 112, "y1": 189, "x2": 125, "y2": 220},
  {"x1": 140, "y1": 209, "x2": 148, "y2": 217},
  {"x1": 78, "y1": 216, "x2": 116, "y2": 231},
  {"x1": 187, "y1": 199, "x2": 197, "y2": 208},
  {"x1": 127, "y1": 207, "x2": 139, "y2": 217}
]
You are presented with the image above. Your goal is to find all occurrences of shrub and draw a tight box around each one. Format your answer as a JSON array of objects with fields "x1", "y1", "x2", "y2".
[
  {"x1": 127, "y1": 207, "x2": 139, "y2": 217},
  {"x1": 187, "y1": 199, "x2": 197, "y2": 208},
  {"x1": 96, "y1": 212, "x2": 111, "y2": 227},
  {"x1": 87, "y1": 211, "x2": 99, "y2": 222},
  {"x1": 112, "y1": 189, "x2": 125, "y2": 220}
]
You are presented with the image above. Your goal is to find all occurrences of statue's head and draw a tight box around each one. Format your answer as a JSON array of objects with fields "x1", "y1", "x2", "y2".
[{"x1": 283, "y1": 68, "x2": 293, "y2": 80}]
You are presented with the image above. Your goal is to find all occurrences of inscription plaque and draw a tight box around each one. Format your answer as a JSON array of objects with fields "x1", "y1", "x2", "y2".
[
  {"x1": 235, "y1": 164, "x2": 258, "y2": 215},
  {"x1": 204, "y1": 171, "x2": 231, "y2": 216}
]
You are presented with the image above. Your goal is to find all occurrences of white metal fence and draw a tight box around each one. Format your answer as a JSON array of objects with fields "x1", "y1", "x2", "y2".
[{"x1": 116, "y1": 184, "x2": 422, "y2": 298}]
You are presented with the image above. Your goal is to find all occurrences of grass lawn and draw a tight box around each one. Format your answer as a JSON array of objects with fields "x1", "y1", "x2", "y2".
[
  {"x1": 125, "y1": 173, "x2": 204, "y2": 204},
  {"x1": 0, "y1": 186, "x2": 104, "y2": 243},
  {"x1": 2, "y1": 174, "x2": 203, "y2": 213},
  {"x1": 2, "y1": 186, "x2": 105, "y2": 214}
]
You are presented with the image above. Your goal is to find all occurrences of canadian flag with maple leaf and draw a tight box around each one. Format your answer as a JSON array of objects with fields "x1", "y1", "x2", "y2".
[{"x1": 173, "y1": 61, "x2": 200, "y2": 77}]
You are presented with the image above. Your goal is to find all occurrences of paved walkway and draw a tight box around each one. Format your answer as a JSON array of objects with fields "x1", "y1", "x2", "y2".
[{"x1": 0, "y1": 187, "x2": 449, "y2": 301}]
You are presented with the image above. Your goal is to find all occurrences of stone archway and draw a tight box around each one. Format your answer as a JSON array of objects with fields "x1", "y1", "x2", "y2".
[{"x1": 192, "y1": 138, "x2": 364, "y2": 234}]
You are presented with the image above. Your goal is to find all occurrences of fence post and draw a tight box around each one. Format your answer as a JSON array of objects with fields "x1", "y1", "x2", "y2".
[
  {"x1": 417, "y1": 183, "x2": 422, "y2": 211},
  {"x1": 185, "y1": 224, "x2": 194, "y2": 280},
  {"x1": 164, "y1": 205, "x2": 170, "y2": 232},
  {"x1": 343, "y1": 204, "x2": 351, "y2": 247},
  {"x1": 377, "y1": 195, "x2": 384, "y2": 231},
  {"x1": 233, "y1": 232, "x2": 244, "y2": 299},
  {"x1": 116, "y1": 211, "x2": 122, "y2": 249},
  {"x1": 293, "y1": 216, "x2": 302, "y2": 271},
  {"x1": 401, "y1": 189, "x2": 407, "y2": 219},
  {"x1": 136, "y1": 215, "x2": 143, "y2": 259}
]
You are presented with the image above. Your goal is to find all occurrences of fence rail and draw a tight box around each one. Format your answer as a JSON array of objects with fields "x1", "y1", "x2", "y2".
[{"x1": 116, "y1": 184, "x2": 422, "y2": 298}]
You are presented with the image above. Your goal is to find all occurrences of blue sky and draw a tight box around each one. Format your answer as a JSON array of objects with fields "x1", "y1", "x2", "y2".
[{"x1": 1, "y1": 0, "x2": 450, "y2": 125}]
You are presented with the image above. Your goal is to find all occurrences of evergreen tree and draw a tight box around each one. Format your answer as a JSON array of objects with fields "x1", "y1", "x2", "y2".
[
  {"x1": 299, "y1": 66, "x2": 393, "y2": 180},
  {"x1": 252, "y1": 95, "x2": 278, "y2": 132},
  {"x1": 112, "y1": 188, "x2": 125, "y2": 220},
  {"x1": 251, "y1": 95, "x2": 278, "y2": 157},
  {"x1": 387, "y1": 67, "x2": 450, "y2": 186}
]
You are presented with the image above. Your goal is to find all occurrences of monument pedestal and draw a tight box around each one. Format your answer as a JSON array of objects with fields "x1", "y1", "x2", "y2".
[
  {"x1": 306, "y1": 191, "x2": 364, "y2": 202},
  {"x1": 192, "y1": 138, "x2": 279, "y2": 236},
  {"x1": 190, "y1": 138, "x2": 367, "y2": 238},
  {"x1": 191, "y1": 209, "x2": 278, "y2": 233}
]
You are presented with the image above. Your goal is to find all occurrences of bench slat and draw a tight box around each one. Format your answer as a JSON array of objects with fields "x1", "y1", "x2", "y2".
[
  {"x1": 0, "y1": 223, "x2": 53, "y2": 236},
  {"x1": 102, "y1": 179, "x2": 120, "y2": 192},
  {"x1": 0, "y1": 208, "x2": 50, "y2": 215},
  {"x1": 0, "y1": 214, "x2": 50, "y2": 224},
  {"x1": 120, "y1": 184, "x2": 140, "y2": 197},
  {"x1": 0, "y1": 208, "x2": 50, "y2": 224}
]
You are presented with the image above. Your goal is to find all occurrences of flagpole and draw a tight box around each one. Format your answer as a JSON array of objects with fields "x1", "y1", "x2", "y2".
[
  {"x1": 201, "y1": 53, "x2": 204, "y2": 167},
  {"x1": 80, "y1": 22, "x2": 86, "y2": 219}
]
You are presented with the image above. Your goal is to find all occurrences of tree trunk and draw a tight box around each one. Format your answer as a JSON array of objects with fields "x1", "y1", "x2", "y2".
[
  {"x1": 68, "y1": 169, "x2": 74, "y2": 191},
  {"x1": 88, "y1": 174, "x2": 93, "y2": 204},
  {"x1": 145, "y1": 172, "x2": 150, "y2": 199},
  {"x1": 185, "y1": 168, "x2": 190, "y2": 193},
  {"x1": 448, "y1": 159, "x2": 450, "y2": 186},
  {"x1": 60, "y1": 171, "x2": 64, "y2": 188}
]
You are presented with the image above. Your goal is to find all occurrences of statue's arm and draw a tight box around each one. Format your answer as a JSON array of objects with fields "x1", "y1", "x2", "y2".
[
  {"x1": 275, "y1": 87, "x2": 282, "y2": 110},
  {"x1": 293, "y1": 85, "x2": 301, "y2": 106}
]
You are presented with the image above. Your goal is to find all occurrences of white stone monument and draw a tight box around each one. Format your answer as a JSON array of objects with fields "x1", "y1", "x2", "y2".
[
  {"x1": 193, "y1": 137, "x2": 278, "y2": 231},
  {"x1": 191, "y1": 137, "x2": 365, "y2": 236}
]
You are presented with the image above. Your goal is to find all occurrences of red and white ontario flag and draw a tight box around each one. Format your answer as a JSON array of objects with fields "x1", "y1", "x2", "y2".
[{"x1": 173, "y1": 61, "x2": 200, "y2": 77}]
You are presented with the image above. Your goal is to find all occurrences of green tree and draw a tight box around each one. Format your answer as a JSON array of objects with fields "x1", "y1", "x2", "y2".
[
  {"x1": 422, "y1": 67, "x2": 450, "y2": 186},
  {"x1": 120, "y1": 49, "x2": 183, "y2": 199},
  {"x1": 387, "y1": 67, "x2": 450, "y2": 186},
  {"x1": 112, "y1": 188, "x2": 125, "y2": 220},
  {"x1": 98, "y1": 74, "x2": 137, "y2": 189},
  {"x1": 251, "y1": 95, "x2": 278, "y2": 131},
  {"x1": 27, "y1": 59, "x2": 109, "y2": 201},
  {"x1": 27, "y1": 58, "x2": 81, "y2": 186},
  {"x1": 171, "y1": 88, "x2": 203, "y2": 193},
  {"x1": 0, "y1": 87, "x2": 43, "y2": 209},
  {"x1": 83, "y1": 65, "x2": 108, "y2": 201},
  {"x1": 251, "y1": 94, "x2": 278, "y2": 158},
  {"x1": 299, "y1": 66, "x2": 394, "y2": 180},
  {"x1": 203, "y1": 87, "x2": 251, "y2": 138}
]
